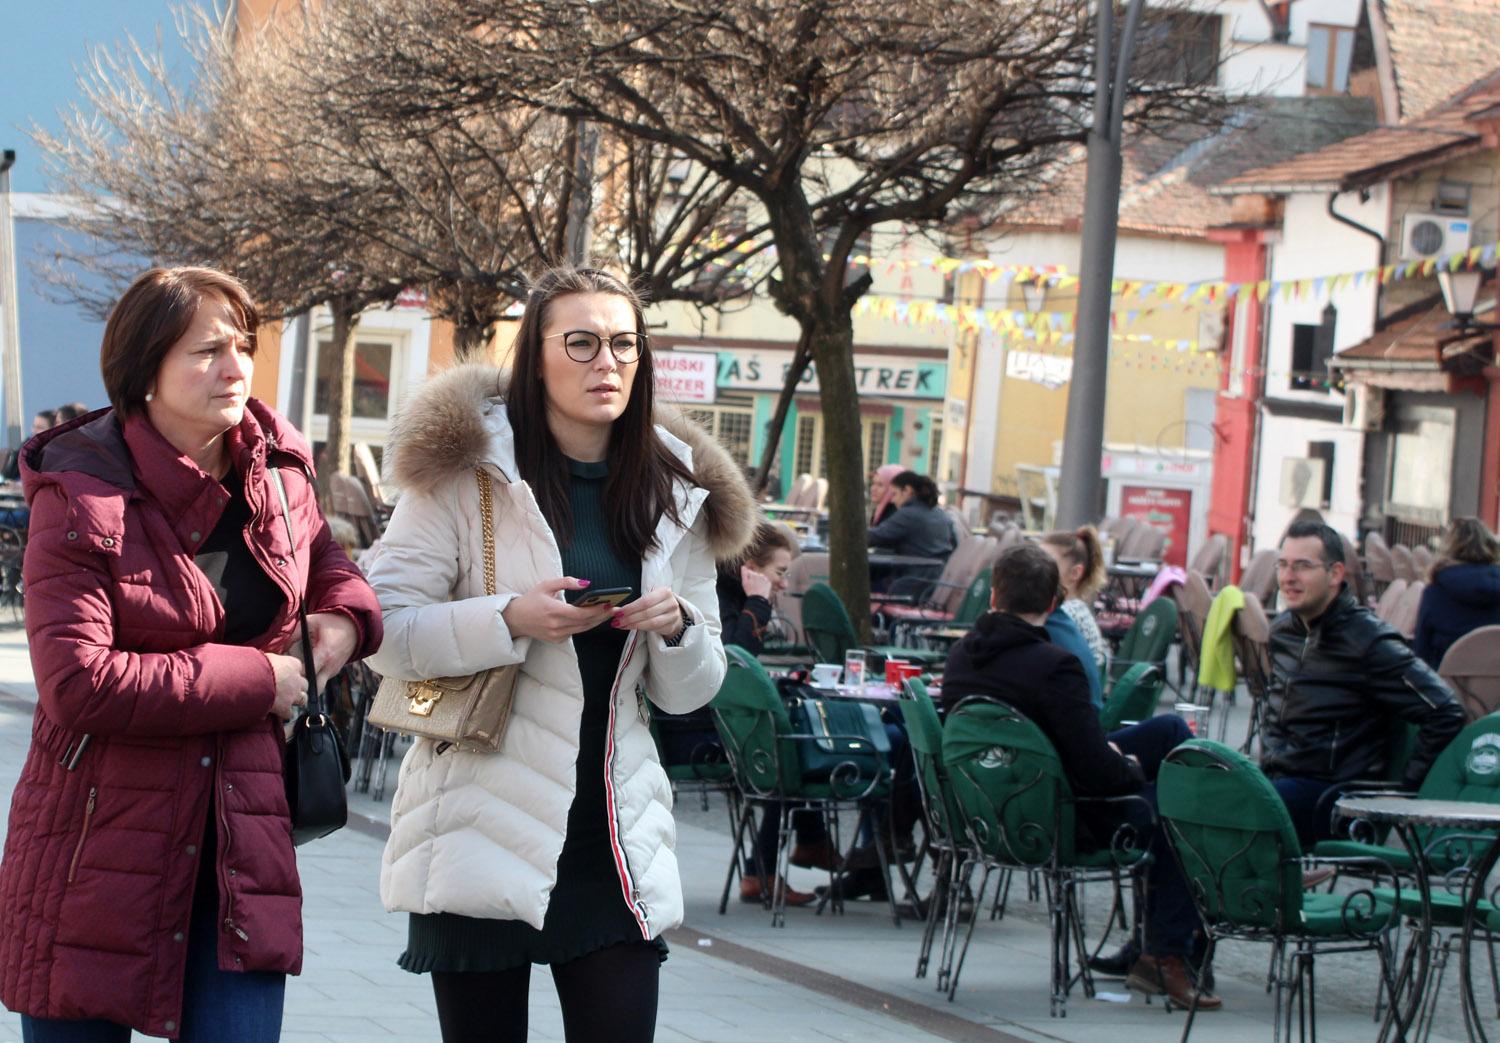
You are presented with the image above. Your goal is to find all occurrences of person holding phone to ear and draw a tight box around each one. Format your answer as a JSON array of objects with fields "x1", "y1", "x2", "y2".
[{"x1": 364, "y1": 266, "x2": 754, "y2": 1043}]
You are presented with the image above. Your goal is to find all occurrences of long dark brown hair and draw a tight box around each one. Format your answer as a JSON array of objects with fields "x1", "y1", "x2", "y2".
[{"x1": 506, "y1": 266, "x2": 695, "y2": 560}]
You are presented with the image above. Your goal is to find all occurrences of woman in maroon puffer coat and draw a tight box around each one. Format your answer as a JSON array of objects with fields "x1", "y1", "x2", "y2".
[{"x1": 0, "y1": 267, "x2": 382, "y2": 1042}]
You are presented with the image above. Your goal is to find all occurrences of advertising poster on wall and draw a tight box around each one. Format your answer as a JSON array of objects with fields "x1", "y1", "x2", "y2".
[{"x1": 1119, "y1": 485, "x2": 1193, "y2": 568}]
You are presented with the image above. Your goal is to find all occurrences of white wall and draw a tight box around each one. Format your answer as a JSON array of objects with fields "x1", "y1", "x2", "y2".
[
  {"x1": 1263, "y1": 187, "x2": 1386, "y2": 407},
  {"x1": 1251, "y1": 185, "x2": 1387, "y2": 550},
  {"x1": 1251, "y1": 414, "x2": 1365, "y2": 549}
]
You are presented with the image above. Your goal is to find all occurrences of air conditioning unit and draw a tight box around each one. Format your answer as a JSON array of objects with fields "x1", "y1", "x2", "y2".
[
  {"x1": 1400, "y1": 212, "x2": 1471, "y2": 260},
  {"x1": 1342, "y1": 383, "x2": 1384, "y2": 432}
]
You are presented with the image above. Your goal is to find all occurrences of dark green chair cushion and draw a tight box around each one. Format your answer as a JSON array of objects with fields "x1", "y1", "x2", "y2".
[
  {"x1": 1311, "y1": 839, "x2": 1415, "y2": 874},
  {"x1": 1371, "y1": 887, "x2": 1496, "y2": 928},
  {"x1": 943, "y1": 700, "x2": 1077, "y2": 866},
  {"x1": 1300, "y1": 891, "x2": 1398, "y2": 936},
  {"x1": 1099, "y1": 663, "x2": 1165, "y2": 732},
  {"x1": 1159, "y1": 740, "x2": 1304, "y2": 931}
]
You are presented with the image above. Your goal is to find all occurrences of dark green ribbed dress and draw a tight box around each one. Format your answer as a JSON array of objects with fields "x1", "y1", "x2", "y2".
[{"x1": 399, "y1": 457, "x2": 669, "y2": 972}]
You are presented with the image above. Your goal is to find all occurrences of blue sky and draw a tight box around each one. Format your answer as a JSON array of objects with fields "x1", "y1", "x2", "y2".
[{"x1": 2, "y1": 1, "x2": 206, "y2": 192}]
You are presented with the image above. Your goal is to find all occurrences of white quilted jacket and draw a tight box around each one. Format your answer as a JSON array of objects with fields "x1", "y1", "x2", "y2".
[{"x1": 364, "y1": 365, "x2": 754, "y2": 938}]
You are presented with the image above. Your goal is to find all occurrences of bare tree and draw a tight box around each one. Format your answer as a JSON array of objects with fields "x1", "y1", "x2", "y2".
[
  {"x1": 31, "y1": 7, "x2": 408, "y2": 488},
  {"x1": 335, "y1": 0, "x2": 1220, "y2": 634}
]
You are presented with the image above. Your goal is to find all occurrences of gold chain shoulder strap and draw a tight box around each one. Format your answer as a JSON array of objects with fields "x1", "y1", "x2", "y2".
[{"x1": 476, "y1": 468, "x2": 496, "y2": 598}]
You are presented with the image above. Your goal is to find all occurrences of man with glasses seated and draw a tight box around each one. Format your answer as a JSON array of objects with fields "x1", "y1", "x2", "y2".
[{"x1": 1263, "y1": 521, "x2": 1464, "y2": 848}]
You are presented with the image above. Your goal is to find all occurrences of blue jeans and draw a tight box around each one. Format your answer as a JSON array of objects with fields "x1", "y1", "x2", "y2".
[
  {"x1": 1101, "y1": 715, "x2": 1202, "y2": 958},
  {"x1": 1270, "y1": 775, "x2": 1341, "y2": 851},
  {"x1": 22, "y1": 871, "x2": 285, "y2": 1043}
]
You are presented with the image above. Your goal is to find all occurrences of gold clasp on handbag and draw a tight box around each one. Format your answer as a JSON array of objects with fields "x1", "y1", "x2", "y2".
[{"x1": 408, "y1": 683, "x2": 443, "y2": 717}]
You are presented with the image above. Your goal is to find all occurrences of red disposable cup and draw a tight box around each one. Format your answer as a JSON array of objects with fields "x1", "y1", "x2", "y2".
[{"x1": 885, "y1": 659, "x2": 909, "y2": 685}]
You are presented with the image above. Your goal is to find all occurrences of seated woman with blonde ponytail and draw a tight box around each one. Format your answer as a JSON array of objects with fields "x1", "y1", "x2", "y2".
[{"x1": 1040, "y1": 526, "x2": 1111, "y2": 702}]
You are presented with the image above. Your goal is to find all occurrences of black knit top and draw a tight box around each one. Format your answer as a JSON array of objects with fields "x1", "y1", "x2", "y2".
[{"x1": 399, "y1": 457, "x2": 667, "y2": 972}]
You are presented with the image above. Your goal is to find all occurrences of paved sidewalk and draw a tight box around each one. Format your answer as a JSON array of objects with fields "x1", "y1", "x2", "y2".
[{"x1": 0, "y1": 624, "x2": 1484, "y2": 1041}]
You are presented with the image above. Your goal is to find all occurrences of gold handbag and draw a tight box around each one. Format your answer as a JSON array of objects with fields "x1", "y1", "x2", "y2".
[{"x1": 368, "y1": 469, "x2": 519, "y2": 753}]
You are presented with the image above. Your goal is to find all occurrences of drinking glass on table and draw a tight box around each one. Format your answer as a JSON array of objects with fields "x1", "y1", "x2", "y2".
[{"x1": 843, "y1": 649, "x2": 868, "y2": 694}]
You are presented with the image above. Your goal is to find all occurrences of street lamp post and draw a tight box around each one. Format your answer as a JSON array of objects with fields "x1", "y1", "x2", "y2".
[
  {"x1": 1054, "y1": 0, "x2": 1148, "y2": 529},
  {"x1": 0, "y1": 150, "x2": 25, "y2": 451}
]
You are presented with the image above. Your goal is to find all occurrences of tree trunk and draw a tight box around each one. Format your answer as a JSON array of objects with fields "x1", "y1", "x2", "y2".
[
  {"x1": 317, "y1": 300, "x2": 359, "y2": 499},
  {"x1": 806, "y1": 310, "x2": 873, "y2": 642},
  {"x1": 751, "y1": 323, "x2": 812, "y2": 497},
  {"x1": 453, "y1": 319, "x2": 491, "y2": 361}
]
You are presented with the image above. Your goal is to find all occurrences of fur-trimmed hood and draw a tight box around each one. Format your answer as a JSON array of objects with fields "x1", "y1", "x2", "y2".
[{"x1": 384, "y1": 363, "x2": 756, "y2": 561}]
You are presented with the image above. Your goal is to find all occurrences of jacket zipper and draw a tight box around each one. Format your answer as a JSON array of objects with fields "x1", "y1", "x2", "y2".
[
  {"x1": 66, "y1": 786, "x2": 97, "y2": 883},
  {"x1": 216, "y1": 758, "x2": 249, "y2": 941},
  {"x1": 601, "y1": 632, "x2": 651, "y2": 938}
]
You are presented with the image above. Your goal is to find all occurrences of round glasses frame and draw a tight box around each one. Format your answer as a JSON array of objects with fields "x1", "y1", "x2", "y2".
[{"x1": 546, "y1": 330, "x2": 647, "y2": 365}]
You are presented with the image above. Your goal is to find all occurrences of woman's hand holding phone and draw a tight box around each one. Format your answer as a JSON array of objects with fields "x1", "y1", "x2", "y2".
[
  {"x1": 611, "y1": 586, "x2": 684, "y2": 637},
  {"x1": 503, "y1": 577, "x2": 615, "y2": 643}
]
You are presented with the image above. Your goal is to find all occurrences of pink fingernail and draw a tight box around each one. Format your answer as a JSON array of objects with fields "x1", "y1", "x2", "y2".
[
  {"x1": 579, "y1": 579, "x2": 591, "y2": 588},
  {"x1": 610, "y1": 619, "x2": 622, "y2": 628}
]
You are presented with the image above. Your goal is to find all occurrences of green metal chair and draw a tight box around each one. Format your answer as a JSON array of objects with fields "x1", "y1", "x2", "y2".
[
  {"x1": 900, "y1": 677, "x2": 973, "y2": 987},
  {"x1": 941, "y1": 697, "x2": 1151, "y2": 1014},
  {"x1": 801, "y1": 581, "x2": 946, "y2": 672},
  {"x1": 1098, "y1": 662, "x2": 1166, "y2": 732},
  {"x1": 1158, "y1": 740, "x2": 1400, "y2": 1042},
  {"x1": 1108, "y1": 598, "x2": 1179, "y2": 685},
  {"x1": 900, "y1": 571, "x2": 992, "y2": 651},
  {"x1": 709, "y1": 645, "x2": 896, "y2": 927}
]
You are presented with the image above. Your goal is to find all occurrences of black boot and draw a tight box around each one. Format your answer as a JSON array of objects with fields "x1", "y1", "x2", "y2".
[{"x1": 1087, "y1": 937, "x2": 1142, "y2": 977}]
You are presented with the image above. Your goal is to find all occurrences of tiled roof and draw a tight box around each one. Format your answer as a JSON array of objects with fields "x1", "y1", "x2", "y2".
[
  {"x1": 1376, "y1": 0, "x2": 1500, "y2": 121},
  {"x1": 1217, "y1": 73, "x2": 1500, "y2": 194},
  {"x1": 1002, "y1": 97, "x2": 1376, "y2": 238},
  {"x1": 1331, "y1": 288, "x2": 1495, "y2": 368}
]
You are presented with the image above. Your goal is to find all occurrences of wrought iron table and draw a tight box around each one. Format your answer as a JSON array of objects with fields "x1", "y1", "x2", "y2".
[{"x1": 1335, "y1": 795, "x2": 1500, "y2": 1041}]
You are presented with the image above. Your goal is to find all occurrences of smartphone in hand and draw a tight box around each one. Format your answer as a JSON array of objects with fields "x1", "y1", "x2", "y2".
[{"x1": 566, "y1": 586, "x2": 635, "y2": 609}]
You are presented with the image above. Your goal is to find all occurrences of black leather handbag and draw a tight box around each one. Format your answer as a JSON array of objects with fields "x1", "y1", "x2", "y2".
[{"x1": 271, "y1": 470, "x2": 351, "y2": 846}]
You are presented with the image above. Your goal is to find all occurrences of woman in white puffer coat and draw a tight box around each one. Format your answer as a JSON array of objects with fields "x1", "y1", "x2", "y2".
[{"x1": 363, "y1": 266, "x2": 754, "y2": 1042}]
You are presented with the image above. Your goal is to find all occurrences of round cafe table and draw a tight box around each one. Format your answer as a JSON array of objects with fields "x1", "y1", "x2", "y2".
[{"x1": 1334, "y1": 795, "x2": 1500, "y2": 1042}]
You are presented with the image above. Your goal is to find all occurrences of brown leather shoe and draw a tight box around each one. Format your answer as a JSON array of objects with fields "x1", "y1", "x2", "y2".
[
  {"x1": 1126, "y1": 954, "x2": 1222, "y2": 1011},
  {"x1": 739, "y1": 875, "x2": 816, "y2": 907},
  {"x1": 790, "y1": 839, "x2": 843, "y2": 871}
]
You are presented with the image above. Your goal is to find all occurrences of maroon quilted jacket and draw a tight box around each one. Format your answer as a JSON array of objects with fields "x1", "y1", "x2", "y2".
[{"x1": 0, "y1": 402, "x2": 381, "y2": 1037}]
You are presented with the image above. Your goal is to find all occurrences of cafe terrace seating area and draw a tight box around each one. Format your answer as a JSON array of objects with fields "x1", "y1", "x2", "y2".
[{"x1": 325, "y1": 459, "x2": 1500, "y2": 1042}]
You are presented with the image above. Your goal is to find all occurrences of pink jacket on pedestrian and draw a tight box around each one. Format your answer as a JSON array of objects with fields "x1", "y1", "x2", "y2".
[{"x1": 0, "y1": 402, "x2": 381, "y2": 1038}]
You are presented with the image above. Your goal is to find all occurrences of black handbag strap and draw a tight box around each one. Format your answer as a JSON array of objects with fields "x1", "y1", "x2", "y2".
[{"x1": 269, "y1": 468, "x2": 322, "y2": 715}]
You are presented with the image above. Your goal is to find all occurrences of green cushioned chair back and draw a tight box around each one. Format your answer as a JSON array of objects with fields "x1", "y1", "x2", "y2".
[
  {"x1": 1385, "y1": 721, "x2": 1418, "y2": 784},
  {"x1": 952, "y1": 572, "x2": 992, "y2": 626},
  {"x1": 1099, "y1": 662, "x2": 1164, "y2": 732},
  {"x1": 1158, "y1": 740, "x2": 1302, "y2": 932},
  {"x1": 1412, "y1": 712, "x2": 1500, "y2": 861},
  {"x1": 903, "y1": 679, "x2": 964, "y2": 846},
  {"x1": 941, "y1": 698, "x2": 1074, "y2": 866},
  {"x1": 802, "y1": 582, "x2": 856, "y2": 664},
  {"x1": 711, "y1": 648, "x2": 796, "y2": 794},
  {"x1": 1116, "y1": 598, "x2": 1178, "y2": 667}
]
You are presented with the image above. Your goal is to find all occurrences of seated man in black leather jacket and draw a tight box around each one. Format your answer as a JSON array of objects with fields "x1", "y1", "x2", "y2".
[{"x1": 1264, "y1": 521, "x2": 1464, "y2": 847}]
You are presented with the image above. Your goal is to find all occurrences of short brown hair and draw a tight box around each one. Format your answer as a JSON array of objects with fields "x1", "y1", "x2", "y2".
[
  {"x1": 100, "y1": 267, "x2": 259, "y2": 417},
  {"x1": 991, "y1": 544, "x2": 1061, "y2": 617}
]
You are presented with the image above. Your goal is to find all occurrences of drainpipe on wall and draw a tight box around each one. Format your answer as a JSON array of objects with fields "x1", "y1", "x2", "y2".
[
  {"x1": 1325, "y1": 190, "x2": 1386, "y2": 536},
  {"x1": 1327, "y1": 190, "x2": 1385, "y2": 320}
]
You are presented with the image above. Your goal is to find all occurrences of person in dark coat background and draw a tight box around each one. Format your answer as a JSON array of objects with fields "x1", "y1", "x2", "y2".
[
  {"x1": 867, "y1": 471, "x2": 956, "y2": 561},
  {"x1": 941, "y1": 544, "x2": 1213, "y2": 1010},
  {"x1": 1413, "y1": 516, "x2": 1500, "y2": 670},
  {"x1": 0, "y1": 267, "x2": 382, "y2": 1042}
]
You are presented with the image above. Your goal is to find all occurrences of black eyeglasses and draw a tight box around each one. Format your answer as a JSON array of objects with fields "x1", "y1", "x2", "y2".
[{"x1": 546, "y1": 330, "x2": 647, "y2": 364}]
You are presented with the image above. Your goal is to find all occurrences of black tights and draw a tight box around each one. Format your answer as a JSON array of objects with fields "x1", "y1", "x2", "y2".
[{"x1": 430, "y1": 942, "x2": 660, "y2": 1043}]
